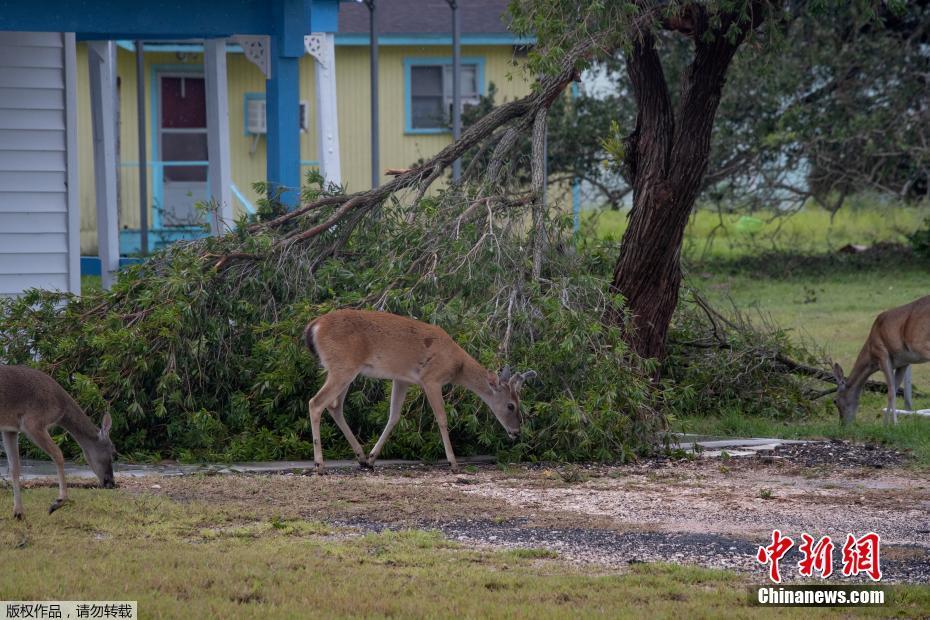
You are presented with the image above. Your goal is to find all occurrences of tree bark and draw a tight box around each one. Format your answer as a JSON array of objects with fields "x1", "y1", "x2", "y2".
[
  {"x1": 531, "y1": 108, "x2": 548, "y2": 280},
  {"x1": 610, "y1": 8, "x2": 753, "y2": 360}
]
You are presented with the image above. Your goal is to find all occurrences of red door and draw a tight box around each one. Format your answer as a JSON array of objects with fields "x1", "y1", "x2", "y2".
[{"x1": 158, "y1": 75, "x2": 208, "y2": 226}]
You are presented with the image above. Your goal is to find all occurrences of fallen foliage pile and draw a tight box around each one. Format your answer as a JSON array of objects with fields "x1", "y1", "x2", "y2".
[{"x1": 0, "y1": 170, "x2": 831, "y2": 463}]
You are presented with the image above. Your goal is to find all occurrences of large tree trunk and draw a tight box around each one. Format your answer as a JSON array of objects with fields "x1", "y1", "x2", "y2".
[{"x1": 610, "y1": 10, "x2": 750, "y2": 360}]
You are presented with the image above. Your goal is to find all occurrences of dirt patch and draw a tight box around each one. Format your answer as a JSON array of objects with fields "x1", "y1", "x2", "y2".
[
  {"x1": 113, "y1": 450, "x2": 930, "y2": 584},
  {"x1": 763, "y1": 439, "x2": 913, "y2": 469},
  {"x1": 117, "y1": 468, "x2": 612, "y2": 530}
]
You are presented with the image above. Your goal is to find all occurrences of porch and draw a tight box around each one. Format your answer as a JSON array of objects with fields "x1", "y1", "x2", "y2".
[{"x1": 0, "y1": 0, "x2": 343, "y2": 292}]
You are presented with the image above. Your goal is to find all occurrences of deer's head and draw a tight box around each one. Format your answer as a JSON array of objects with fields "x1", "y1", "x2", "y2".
[
  {"x1": 832, "y1": 363, "x2": 859, "y2": 425},
  {"x1": 86, "y1": 413, "x2": 116, "y2": 488},
  {"x1": 485, "y1": 367, "x2": 537, "y2": 440}
]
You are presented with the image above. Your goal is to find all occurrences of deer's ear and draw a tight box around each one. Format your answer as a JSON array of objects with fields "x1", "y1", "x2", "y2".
[
  {"x1": 509, "y1": 370, "x2": 537, "y2": 391},
  {"x1": 100, "y1": 413, "x2": 112, "y2": 438},
  {"x1": 832, "y1": 362, "x2": 846, "y2": 384}
]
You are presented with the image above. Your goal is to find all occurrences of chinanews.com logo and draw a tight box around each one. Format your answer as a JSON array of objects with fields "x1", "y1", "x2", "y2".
[{"x1": 753, "y1": 530, "x2": 886, "y2": 607}]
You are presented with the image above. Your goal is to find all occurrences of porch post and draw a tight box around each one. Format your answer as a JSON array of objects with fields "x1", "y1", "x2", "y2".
[
  {"x1": 265, "y1": 0, "x2": 308, "y2": 209},
  {"x1": 305, "y1": 33, "x2": 341, "y2": 186},
  {"x1": 203, "y1": 38, "x2": 234, "y2": 233},
  {"x1": 87, "y1": 41, "x2": 119, "y2": 289},
  {"x1": 266, "y1": 52, "x2": 301, "y2": 207}
]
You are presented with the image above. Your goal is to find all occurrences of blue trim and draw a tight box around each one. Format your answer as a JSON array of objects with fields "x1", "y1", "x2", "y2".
[
  {"x1": 572, "y1": 181, "x2": 581, "y2": 233},
  {"x1": 274, "y1": 0, "x2": 309, "y2": 57},
  {"x1": 3, "y1": 0, "x2": 273, "y2": 39},
  {"x1": 336, "y1": 34, "x2": 535, "y2": 47},
  {"x1": 403, "y1": 56, "x2": 485, "y2": 135},
  {"x1": 118, "y1": 228, "x2": 210, "y2": 256},
  {"x1": 310, "y1": 0, "x2": 339, "y2": 33},
  {"x1": 230, "y1": 183, "x2": 256, "y2": 215},
  {"x1": 118, "y1": 34, "x2": 534, "y2": 53},
  {"x1": 80, "y1": 256, "x2": 145, "y2": 276},
  {"x1": 243, "y1": 92, "x2": 265, "y2": 136},
  {"x1": 119, "y1": 40, "x2": 215, "y2": 53}
]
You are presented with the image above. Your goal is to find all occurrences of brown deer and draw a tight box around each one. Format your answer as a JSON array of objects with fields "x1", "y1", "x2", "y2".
[
  {"x1": 832, "y1": 296, "x2": 930, "y2": 425},
  {"x1": 1, "y1": 365, "x2": 115, "y2": 519},
  {"x1": 303, "y1": 309, "x2": 536, "y2": 473}
]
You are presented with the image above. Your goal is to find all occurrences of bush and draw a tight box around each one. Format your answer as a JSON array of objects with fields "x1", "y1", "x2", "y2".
[{"x1": 0, "y1": 177, "x2": 824, "y2": 463}]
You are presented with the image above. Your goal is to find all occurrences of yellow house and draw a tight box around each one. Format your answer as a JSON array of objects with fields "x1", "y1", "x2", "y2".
[{"x1": 74, "y1": 0, "x2": 533, "y2": 255}]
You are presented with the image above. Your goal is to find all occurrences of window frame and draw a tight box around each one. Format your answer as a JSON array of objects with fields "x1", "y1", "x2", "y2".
[{"x1": 404, "y1": 56, "x2": 485, "y2": 135}]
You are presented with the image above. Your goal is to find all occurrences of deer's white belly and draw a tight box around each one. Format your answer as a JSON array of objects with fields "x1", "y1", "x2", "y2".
[{"x1": 359, "y1": 364, "x2": 420, "y2": 383}]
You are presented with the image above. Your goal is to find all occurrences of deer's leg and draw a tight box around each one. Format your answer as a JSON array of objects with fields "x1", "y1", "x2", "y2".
[
  {"x1": 422, "y1": 384, "x2": 458, "y2": 473},
  {"x1": 1, "y1": 431, "x2": 23, "y2": 520},
  {"x1": 880, "y1": 358, "x2": 896, "y2": 426},
  {"x1": 309, "y1": 373, "x2": 354, "y2": 474},
  {"x1": 367, "y1": 380, "x2": 411, "y2": 467},
  {"x1": 896, "y1": 365, "x2": 914, "y2": 411},
  {"x1": 325, "y1": 385, "x2": 369, "y2": 468},
  {"x1": 22, "y1": 424, "x2": 68, "y2": 514}
]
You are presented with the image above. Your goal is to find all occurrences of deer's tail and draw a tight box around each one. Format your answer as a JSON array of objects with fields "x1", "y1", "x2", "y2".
[{"x1": 303, "y1": 319, "x2": 320, "y2": 360}]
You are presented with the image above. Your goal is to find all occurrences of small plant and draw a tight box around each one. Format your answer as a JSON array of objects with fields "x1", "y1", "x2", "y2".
[
  {"x1": 720, "y1": 450, "x2": 731, "y2": 463},
  {"x1": 759, "y1": 487, "x2": 774, "y2": 500},
  {"x1": 908, "y1": 218, "x2": 930, "y2": 259},
  {"x1": 557, "y1": 465, "x2": 588, "y2": 484},
  {"x1": 801, "y1": 286, "x2": 818, "y2": 304},
  {"x1": 667, "y1": 448, "x2": 695, "y2": 461},
  {"x1": 507, "y1": 548, "x2": 559, "y2": 560}
]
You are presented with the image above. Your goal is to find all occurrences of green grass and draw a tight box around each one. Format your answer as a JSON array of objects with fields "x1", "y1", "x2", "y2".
[
  {"x1": 589, "y1": 202, "x2": 928, "y2": 259},
  {"x1": 81, "y1": 275, "x2": 102, "y2": 293},
  {"x1": 695, "y1": 265, "x2": 930, "y2": 388},
  {"x1": 1, "y1": 487, "x2": 928, "y2": 618},
  {"x1": 589, "y1": 202, "x2": 930, "y2": 462}
]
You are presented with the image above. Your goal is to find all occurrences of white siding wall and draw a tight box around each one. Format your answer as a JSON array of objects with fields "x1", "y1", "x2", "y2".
[{"x1": 0, "y1": 31, "x2": 79, "y2": 296}]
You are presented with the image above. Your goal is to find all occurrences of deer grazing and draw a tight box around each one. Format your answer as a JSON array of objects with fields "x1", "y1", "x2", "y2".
[
  {"x1": 1, "y1": 365, "x2": 115, "y2": 519},
  {"x1": 303, "y1": 309, "x2": 536, "y2": 473},
  {"x1": 832, "y1": 296, "x2": 930, "y2": 425}
]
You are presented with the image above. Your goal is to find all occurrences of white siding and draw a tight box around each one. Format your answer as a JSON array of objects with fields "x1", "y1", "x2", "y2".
[{"x1": 0, "y1": 31, "x2": 78, "y2": 296}]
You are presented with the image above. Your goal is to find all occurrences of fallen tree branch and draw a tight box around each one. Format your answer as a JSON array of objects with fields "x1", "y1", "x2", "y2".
[
  {"x1": 672, "y1": 339, "x2": 920, "y2": 397},
  {"x1": 210, "y1": 40, "x2": 594, "y2": 266}
]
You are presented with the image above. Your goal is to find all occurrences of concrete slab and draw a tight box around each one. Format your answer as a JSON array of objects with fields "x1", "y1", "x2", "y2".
[
  {"x1": 698, "y1": 450, "x2": 757, "y2": 458},
  {"x1": 668, "y1": 434, "x2": 812, "y2": 459},
  {"x1": 0, "y1": 436, "x2": 816, "y2": 482},
  {"x1": 0, "y1": 455, "x2": 497, "y2": 482}
]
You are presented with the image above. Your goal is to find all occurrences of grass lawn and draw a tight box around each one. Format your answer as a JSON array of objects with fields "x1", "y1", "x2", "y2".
[
  {"x1": 1, "y1": 486, "x2": 928, "y2": 618},
  {"x1": 590, "y1": 202, "x2": 928, "y2": 259},
  {"x1": 589, "y1": 203, "x2": 930, "y2": 462},
  {"x1": 693, "y1": 265, "x2": 930, "y2": 387},
  {"x1": 680, "y1": 263, "x2": 930, "y2": 465}
]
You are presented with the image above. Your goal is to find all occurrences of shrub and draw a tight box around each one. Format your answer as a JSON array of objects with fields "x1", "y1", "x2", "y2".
[{"x1": 0, "y1": 177, "x2": 824, "y2": 463}]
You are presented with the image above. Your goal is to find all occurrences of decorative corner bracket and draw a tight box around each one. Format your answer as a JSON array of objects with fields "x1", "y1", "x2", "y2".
[
  {"x1": 304, "y1": 34, "x2": 327, "y2": 68},
  {"x1": 230, "y1": 35, "x2": 271, "y2": 78}
]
